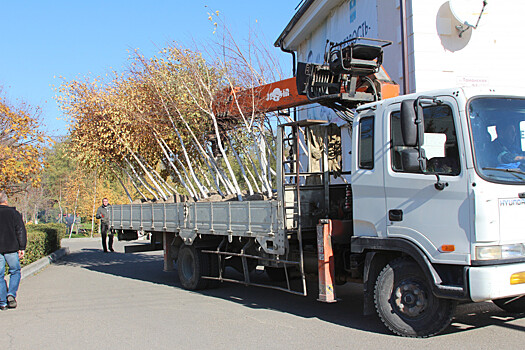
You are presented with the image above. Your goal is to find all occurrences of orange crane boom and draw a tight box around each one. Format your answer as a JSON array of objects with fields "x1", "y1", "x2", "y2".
[{"x1": 216, "y1": 37, "x2": 400, "y2": 120}]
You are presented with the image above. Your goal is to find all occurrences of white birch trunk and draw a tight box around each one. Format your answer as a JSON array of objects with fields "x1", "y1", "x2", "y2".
[
  {"x1": 124, "y1": 169, "x2": 148, "y2": 201},
  {"x1": 175, "y1": 156, "x2": 200, "y2": 201},
  {"x1": 209, "y1": 112, "x2": 242, "y2": 201},
  {"x1": 125, "y1": 157, "x2": 159, "y2": 200},
  {"x1": 172, "y1": 127, "x2": 208, "y2": 198},
  {"x1": 226, "y1": 134, "x2": 254, "y2": 195},
  {"x1": 156, "y1": 136, "x2": 195, "y2": 198},
  {"x1": 130, "y1": 152, "x2": 167, "y2": 200}
]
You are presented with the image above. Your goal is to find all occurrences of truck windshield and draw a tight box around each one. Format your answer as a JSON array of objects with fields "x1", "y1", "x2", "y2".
[{"x1": 469, "y1": 97, "x2": 525, "y2": 183}]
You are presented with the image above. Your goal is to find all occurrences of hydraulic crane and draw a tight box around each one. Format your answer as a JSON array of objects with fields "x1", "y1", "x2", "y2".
[{"x1": 216, "y1": 37, "x2": 400, "y2": 120}]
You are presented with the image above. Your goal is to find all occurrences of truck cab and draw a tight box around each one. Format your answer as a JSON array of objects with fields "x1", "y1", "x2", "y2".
[{"x1": 350, "y1": 87, "x2": 525, "y2": 335}]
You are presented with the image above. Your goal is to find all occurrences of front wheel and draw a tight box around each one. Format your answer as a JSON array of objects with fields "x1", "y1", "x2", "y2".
[
  {"x1": 493, "y1": 295, "x2": 525, "y2": 313},
  {"x1": 374, "y1": 258, "x2": 456, "y2": 337}
]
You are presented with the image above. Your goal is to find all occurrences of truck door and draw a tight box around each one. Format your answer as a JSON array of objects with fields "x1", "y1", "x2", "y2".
[
  {"x1": 351, "y1": 110, "x2": 387, "y2": 238},
  {"x1": 383, "y1": 97, "x2": 470, "y2": 264}
]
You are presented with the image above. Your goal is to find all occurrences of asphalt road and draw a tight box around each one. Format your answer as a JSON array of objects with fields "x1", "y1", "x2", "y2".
[{"x1": 1, "y1": 237, "x2": 524, "y2": 350}]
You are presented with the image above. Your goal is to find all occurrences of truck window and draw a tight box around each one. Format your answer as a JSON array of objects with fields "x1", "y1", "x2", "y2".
[
  {"x1": 391, "y1": 104, "x2": 460, "y2": 175},
  {"x1": 359, "y1": 116, "x2": 374, "y2": 169}
]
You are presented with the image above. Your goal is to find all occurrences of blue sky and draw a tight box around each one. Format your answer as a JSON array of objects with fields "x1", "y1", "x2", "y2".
[{"x1": 0, "y1": 0, "x2": 299, "y2": 137}]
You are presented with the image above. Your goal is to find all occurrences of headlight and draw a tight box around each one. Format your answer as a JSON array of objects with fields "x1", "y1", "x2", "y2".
[
  {"x1": 502, "y1": 244, "x2": 525, "y2": 258},
  {"x1": 475, "y1": 244, "x2": 525, "y2": 260}
]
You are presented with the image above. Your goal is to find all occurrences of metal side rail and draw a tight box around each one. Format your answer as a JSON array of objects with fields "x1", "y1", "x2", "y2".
[{"x1": 201, "y1": 248, "x2": 307, "y2": 296}]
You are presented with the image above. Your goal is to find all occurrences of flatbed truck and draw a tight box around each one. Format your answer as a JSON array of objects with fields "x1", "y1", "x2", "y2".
[{"x1": 109, "y1": 40, "x2": 525, "y2": 337}]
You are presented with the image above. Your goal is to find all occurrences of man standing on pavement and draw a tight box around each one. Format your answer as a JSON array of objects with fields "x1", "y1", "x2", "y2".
[
  {"x1": 96, "y1": 198, "x2": 114, "y2": 253},
  {"x1": 0, "y1": 191, "x2": 27, "y2": 310}
]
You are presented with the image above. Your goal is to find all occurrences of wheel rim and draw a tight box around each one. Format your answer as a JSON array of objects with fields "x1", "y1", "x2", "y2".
[
  {"x1": 181, "y1": 251, "x2": 194, "y2": 281},
  {"x1": 393, "y1": 280, "x2": 428, "y2": 318}
]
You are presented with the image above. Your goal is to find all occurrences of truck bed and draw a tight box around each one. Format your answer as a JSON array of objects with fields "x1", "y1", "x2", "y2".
[{"x1": 108, "y1": 201, "x2": 286, "y2": 255}]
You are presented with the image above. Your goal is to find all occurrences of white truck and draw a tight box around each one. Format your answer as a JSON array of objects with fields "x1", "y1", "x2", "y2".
[{"x1": 109, "y1": 40, "x2": 525, "y2": 337}]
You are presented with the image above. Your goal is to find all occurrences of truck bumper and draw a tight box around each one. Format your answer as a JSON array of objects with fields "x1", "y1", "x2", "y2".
[{"x1": 469, "y1": 262, "x2": 525, "y2": 302}]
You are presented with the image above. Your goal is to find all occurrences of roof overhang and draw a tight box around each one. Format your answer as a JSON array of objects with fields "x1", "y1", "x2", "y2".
[{"x1": 274, "y1": 0, "x2": 345, "y2": 51}]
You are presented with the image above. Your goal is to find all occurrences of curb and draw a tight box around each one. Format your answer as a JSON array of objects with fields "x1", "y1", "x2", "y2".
[{"x1": 20, "y1": 247, "x2": 70, "y2": 280}]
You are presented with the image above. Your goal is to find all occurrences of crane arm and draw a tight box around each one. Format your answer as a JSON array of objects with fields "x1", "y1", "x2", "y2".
[{"x1": 215, "y1": 37, "x2": 400, "y2": 120}]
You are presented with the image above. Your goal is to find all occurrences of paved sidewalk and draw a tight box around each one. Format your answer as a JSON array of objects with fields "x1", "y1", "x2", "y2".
[{"x1": 20, "y1": 247, "x2": 70, "y2": 280}]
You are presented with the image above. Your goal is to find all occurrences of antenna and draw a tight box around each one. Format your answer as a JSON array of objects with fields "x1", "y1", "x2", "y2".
[{"x1": 449, "y1": 0, "x2": 488, "y2": 37}]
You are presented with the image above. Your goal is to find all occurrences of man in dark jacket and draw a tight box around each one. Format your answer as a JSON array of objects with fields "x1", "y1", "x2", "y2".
[
  {"x1": 0, "y1": 191, "x2": 27, "y2": 310},
  {"x1": 493, "y1": 123, "x2": 525, "y2": 165},
  {"x1": 96, "y1": 198, "x2": 114, "y2": 252}
]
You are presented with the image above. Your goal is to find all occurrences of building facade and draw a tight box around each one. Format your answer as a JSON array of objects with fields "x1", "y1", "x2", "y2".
[{"x1": 275, "y1": 0, "x2": 521, "y2": 123}]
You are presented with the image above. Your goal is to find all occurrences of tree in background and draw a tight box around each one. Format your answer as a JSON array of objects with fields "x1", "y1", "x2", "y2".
[
  {"x1": 0, "y1": 89, "x2": 49, "y2": 194},
  {"x1": 4, "y1": 12, "x2": 294, "y2": 233},
  {"x1": 56, "y1": 16, "x2": 290, "y2": 202},
  {"x1": 13, "y1": 137, "x2": 133, "y2": 232}
]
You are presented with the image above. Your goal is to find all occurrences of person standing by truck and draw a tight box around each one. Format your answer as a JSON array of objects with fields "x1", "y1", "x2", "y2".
[
  {"x1": 96, "y1": 198, "x2": 114, "y2": 253},
  {"x1": 0, "y1": 191, "x2": 27, "y2": 310}
]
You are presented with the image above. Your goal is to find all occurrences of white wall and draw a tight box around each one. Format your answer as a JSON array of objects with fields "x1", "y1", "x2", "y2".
[
  {"x1": 293, "y1": 0, "x2": 402, "y2": 123},
  {"x1": 296, "y1": 0, "x2": 380, "y2": 64},
  {"x1": 412, "y1": 1, "x2": 524, "y2": 92},
  {"x1": 377, "y1": 0, "x2": 406, "y2": 91},
  {"x1": 288, "y1": 1, "x2": 379, "y2": 173},
  {"x1": 283, "y1": 0, "x2": 521, "y2": 122}
]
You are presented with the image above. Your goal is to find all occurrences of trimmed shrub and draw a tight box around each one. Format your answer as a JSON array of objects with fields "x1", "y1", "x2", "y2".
[
  {"x1": 21, "y1": 223, "x2": 66, "y2": 267},
  {"x1": 23, "y1": 230, "x2": 46, "y2": 266},
  {"x1": 4, "y1": 224, "x2": 66, "y2": 274},
  {"x1": 34, "y1": 223, "x2": 66, "y2": 254}
]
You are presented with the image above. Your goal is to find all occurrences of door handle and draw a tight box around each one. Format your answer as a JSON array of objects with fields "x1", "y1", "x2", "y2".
[{"x1": 389, "y1": 209, "x2": 403, "y2": 222}]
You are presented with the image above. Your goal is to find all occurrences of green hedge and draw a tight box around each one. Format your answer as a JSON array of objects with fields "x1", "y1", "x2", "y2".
[{"x1": 22, "y1": 223, "x2": 66, "y2": 267}]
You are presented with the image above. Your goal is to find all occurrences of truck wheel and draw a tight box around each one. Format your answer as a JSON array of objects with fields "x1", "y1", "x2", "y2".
[
  {"x1": 374, "y1": 258, "x2": 456, "y2": 337},
  {"x1": 177, "y1": 245, "x2": 209, "y2": 290},
  {"x1": 493, "y1": 295, "x2": 525, "y2": 313}
]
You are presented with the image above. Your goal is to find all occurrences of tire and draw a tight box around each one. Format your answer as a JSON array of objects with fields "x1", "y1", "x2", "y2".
[
  {"x1": 177, "y1": 245, "x2": 209, "y2": 290},
  {"x1": 493, "y1": 295, "x2": 525, "y2": 313},
  {"x1": 374, "y1": 258, "x2": 456, "y2": 338}
]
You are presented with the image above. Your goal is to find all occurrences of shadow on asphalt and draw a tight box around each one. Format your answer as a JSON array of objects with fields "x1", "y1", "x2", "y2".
[{"x1": 57, "y1": 247, "x2": 525, "y2": 337}]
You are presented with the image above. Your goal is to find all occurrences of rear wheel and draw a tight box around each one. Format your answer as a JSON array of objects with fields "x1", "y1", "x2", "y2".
[
  {"x1": 177, "y1": 245, "x2": 209, "y2": 290},
  {"x1": 374, "y1": 258, "x2": 456, "y2": 337},
  {"x1": 493, "y1": 295, "x2": 525, "y2": 313}
]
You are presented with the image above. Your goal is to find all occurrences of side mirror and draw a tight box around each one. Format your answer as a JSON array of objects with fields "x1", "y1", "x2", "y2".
[
  {"x1": 401, "y1": 148, "x2": 427, "y2": 172},
  {"x1": 400, "y1": 99, "x2": 424, "y2": 147},
  {"x1": 400, "y1": 98, "x2": 429, "y2": 173}
]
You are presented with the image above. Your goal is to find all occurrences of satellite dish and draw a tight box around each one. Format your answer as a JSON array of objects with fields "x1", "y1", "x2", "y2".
[
  {"x1": 436, "y1": 2, "x2": 472, "y2": 51},
  {"x1": 450, "y1": 0, "x2": 484, "y2": 26},
  {"x1": 449, "y1": 0, "x2": 488, "y2": 37}
]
